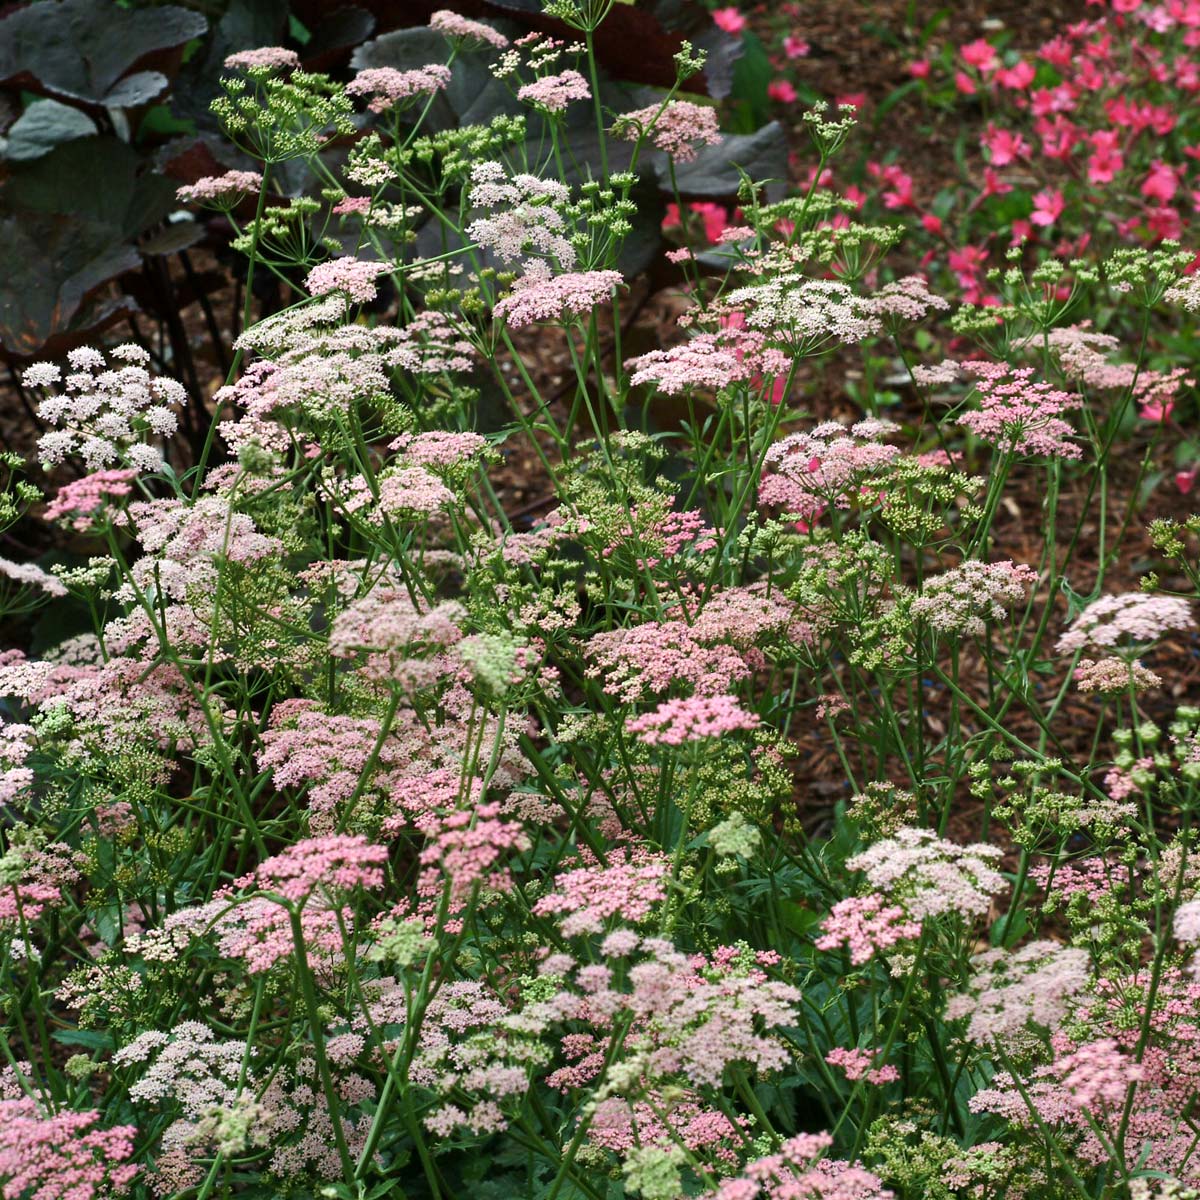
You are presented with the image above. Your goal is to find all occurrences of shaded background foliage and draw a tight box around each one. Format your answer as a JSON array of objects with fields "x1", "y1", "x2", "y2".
[{"x1": 0, "y1": 0, "x2": 775, "y2": 403}]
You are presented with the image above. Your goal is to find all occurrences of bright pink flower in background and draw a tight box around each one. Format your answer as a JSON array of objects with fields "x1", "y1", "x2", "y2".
[
  {"x1": 1031, "y1": 188, "x2": 1065, "y2": 227},
  {"x1": 948, "y1": 244, "x2": 989, "y2": 292},
  {"x1": 960, "y1": 39, "x2": 999, "y2": 72},
  {"x1": 921, "y1": 212, "x2": 944, "y2": 235},
  {"x1": 980, "y1": 168, "x2": 1012, "y2": 198},
  {"x1": 836, "y1": 92, "x2": 867, "y2": 111},
  {"x1": 768, "y1": 80, "x2": 798, "y2": 103},
  {"x1": 996, "y1": 59, "x2": 1036, "y2": 89},
  {"x1": 908, "y1": 59, "x2": 932, "y2": 79},
  {"x1": 1139, "y1": 398, "x2": 1174, "y2": 421},
  {"x1": 1087, "y1": 130, "x2": 1125, "y2": 183},
  {"x1": 1076, "y1": 58, "x2": 1107, "y2": 91},
  {"x1": 783, "y1": 35, "x2": 810, "y2": 58},
  {"x1": 1148, "y1": 205, "x2": 1184, "y2": 240},
  {"x1": 844, "y1": 184, "x2": 867, "y2": 209},
  {"x1": 868, "y1": 161, "x2": 915, "y2": 210},
  {"x1": 1037, "y1": 113, "x2": 1080, "y2": 158},
  {"x1": 1177, "y1": 467, "x2": 1198, "y2": 494},
  {"x1": 981, "y1": 123, "x2": 1031, "y2": 166},
  {"x1": 1040, "y1": 35, "x2": 1074, "y2": 71},
  {"x1": 1032, "y1": 82, "x2": 1080, "y2": 116},
  {"x1": 663, "y1": 201, "x2": 736, "y2": 243},
  {"x1": 1142, "y1": 160, "x2": 1180, "y2": 203},
  {"x1": 712, "y1": 6, "x2": 745, "y2": 33}
]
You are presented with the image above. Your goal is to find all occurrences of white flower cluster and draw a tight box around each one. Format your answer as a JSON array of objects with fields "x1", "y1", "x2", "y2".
[{"x1": 24, "y1": 344, "x2": 187, "y2": 473}]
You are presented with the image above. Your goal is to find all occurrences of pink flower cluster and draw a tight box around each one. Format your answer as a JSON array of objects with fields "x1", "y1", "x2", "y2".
[
  {"x1": 417, "y1": 803, "x2": 530, "y2": 908},
  {"x1": 0, "y1": 557, "x2": 66, "y2": 598},
  {"x1": 237, "y1": 835, "x2": 388, "y2": 904},
  {"x1": 825, "y1": 1047, "x2": 900, "y2": 1085},
  {"x1": 760, "y1": 420, "x2": 901, "y2": 523},
  {"x1": 516, "y1": 69, "x2": 591, "y2": 112},
  {"x1": 494, "y1": 270, "x2": 624, "y2": 328},
  {"x1": 43, "y1": 469, "x2": 137, "y2": 530},
  {"x1": 0, "y1": 1098, "x2": 137, "y2": 1199},
  {"x1": 0, "y1": 840, "x2": 82, "y2": 925},
  {"x1": 588, "y1": 1092, "x2": 747, "y2": 1166},
  {"x1": 815, "y1": 895, "x2": 922, "y2": 965},
  {"x1": 847, "y1": 828, "x2": 1006, "y2": 921},
  {"x1": 614, "y1": 100, "x2": 723, "y2": 161},
  {"x1": 1073, "y1": 656, "x2": 1162, "y2": 693},
  {"x1": 959, "y1": 361, "x2": 1083, "y2": 459},
  {"x1": 911, "y1": 560, "x2": 1039, "y2": 638},
  {"x1": 430, "y1": 9, "x2": 508, "y2": 48},
  {"x1": 223, "y1": 46, "x2": 300, "y2": 72},
  {"x1": 629, "y1": 327, "x2": 789, "y2": 397},
  {"x1": 346, "y1": 65, "x2": 452, "y2": 112},
  {"x1": 533, "y1": 853, "x2": 669, "y2": 935},
  {"x1": 946, "y1": 941, "x2": 1091, "y2": 1046},
  {"x1": 626, "y1": 694, "x2": 760, "y2": 746},
  {"x1": 1056, "y1": 592, "x2": 1195, "y2": 653},
  {"x1": 705, "y1": 1132, "x2": 892, "y2": 1200},
  {"x1": 176, "y1": 170, "x2": 262, "y2": 205},
  {"x1": 305, "y1": 257, "x2": 389, "y2": 304}
]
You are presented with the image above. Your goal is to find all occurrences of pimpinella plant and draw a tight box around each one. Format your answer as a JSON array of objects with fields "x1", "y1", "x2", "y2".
[{"x1": 9, "y1": 3, "x2": 1200, "y2": 1199}]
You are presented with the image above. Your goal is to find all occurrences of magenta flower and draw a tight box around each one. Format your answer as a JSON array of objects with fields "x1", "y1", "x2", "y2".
[
  {"x1": 1030, "y1": 188, "x2": 1065, "y2": 227},
  {"x1": 712, "y1": 7, "x2": 746, "y2": 34},
  {"x1": 959, "y1": 38, "x2": 999, "y2": 72}
]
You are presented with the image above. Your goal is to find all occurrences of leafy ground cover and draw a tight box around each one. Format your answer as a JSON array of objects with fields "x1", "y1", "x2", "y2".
[{"x1": 5, "y1": 1, "x2": 1200, "y2": 1198}]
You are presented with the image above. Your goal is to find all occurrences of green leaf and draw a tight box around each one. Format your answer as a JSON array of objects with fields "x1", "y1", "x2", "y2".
[
  {"x1": 52, "y1": 1028, "x2": 115, "y2": 1051},
  {"x1": 729, "y1": 30, "x2": 771, "y2": 130},
  {"x1": 779, "y1": 899, "x2": 822, "y2": 938}
]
